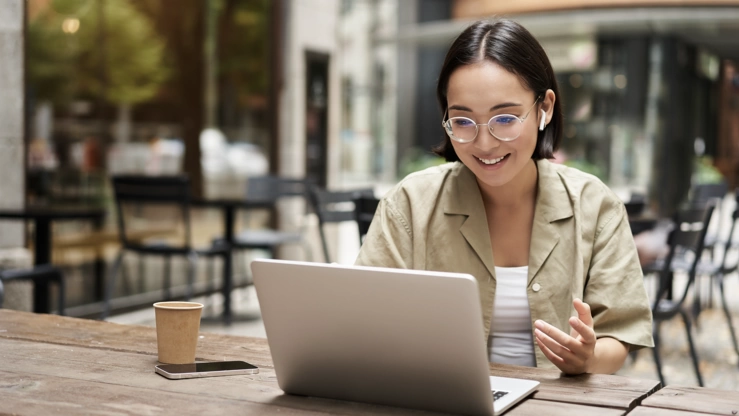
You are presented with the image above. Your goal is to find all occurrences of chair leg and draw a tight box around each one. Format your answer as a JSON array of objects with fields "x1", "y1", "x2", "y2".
[
  {"x1": 679, "y1": 309, "x2": 704, "y2": 387},
  {"x1": 163, "y1": 255, "x2": 172, "y2": 301},
  {"x1": 207, "y1": 256, "x2": 215, "y2": 295},
  {"x1": 186, "y1": 252, "x2": 198, "y2": 301},
  {"x1": 101, "y1": 251, "x2": 125, "y2": 320},
  {"x1": 717, "y1": 273, "x2": 739, "y2": 361},
  {"x1": 121, "y1": 254, "x2": 132, "y2": 296},
  {"x1": 56, "y1": 270, "x2": 66, "y2": 316},
  {"x1": 138, "y1": 254, "x2": 145, "y2": 293},
  {"x1": 652, "y1": 321, "x2": 666, "y2": 387}
]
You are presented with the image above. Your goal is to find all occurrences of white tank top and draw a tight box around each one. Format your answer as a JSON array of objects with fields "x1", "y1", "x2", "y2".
[{"x1": 488, "y1": 266, "x2": 536, "y2": 367}]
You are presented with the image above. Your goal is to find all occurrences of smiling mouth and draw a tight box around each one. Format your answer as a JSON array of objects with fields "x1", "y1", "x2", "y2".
[{"x1": 476, "y1": 154, "x2": 510, "y2": 165}]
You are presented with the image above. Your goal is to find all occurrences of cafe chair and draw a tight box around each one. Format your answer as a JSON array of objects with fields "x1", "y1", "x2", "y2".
[
  {"x1": 215, "y1": 175, "x2": 314, "y2": 278},
  {"x1": 308, "y1": 186, "x2": 375, "y2": 263},
  {"x1": 353, "y1": 195, "x2": 380, "y2": 245},
  {"x1": 689, "y1": 181, "x2": 728, "y2": 254},
  {"x1": 102, "y1": 175, "x2": 230, "y2": 320},
  {"x1": 646, "y1": 201, "x2": 715, "y2": 387},
  {"x1": 0, "y1": 264, "x2": 66, "y2": 315},
  {"x1": 699, "y1": 188, "x2": 739, "y2": 362}
]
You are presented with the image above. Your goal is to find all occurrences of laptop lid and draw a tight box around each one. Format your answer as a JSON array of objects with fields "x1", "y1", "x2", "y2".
[{"x1": 251, "y1": 259, "x2": 536, "y2": 416}]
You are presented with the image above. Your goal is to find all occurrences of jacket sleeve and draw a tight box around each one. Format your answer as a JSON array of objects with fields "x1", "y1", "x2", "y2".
[
  {"x1": 585, "y1": 200, "x2": 655, "y2": 350},
  {"x1": 354, "y1": 196, "x2": 414, "y2": 269}
]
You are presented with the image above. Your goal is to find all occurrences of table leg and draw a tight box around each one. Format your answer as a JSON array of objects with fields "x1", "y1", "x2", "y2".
[
  {"x1": 222, "y1": 206, "x2": 234, "y2": 325},
  {"x1": 93, "y1": 217, "x2": 105, "y2": 302},
  {"x1": 33, "y1": 218, "x2": 51, "y2": 313}
]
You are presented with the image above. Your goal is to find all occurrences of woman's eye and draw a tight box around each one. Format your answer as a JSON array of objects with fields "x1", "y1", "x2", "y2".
[
  {"x1": 492, "y1": 115, "x2": 517, "y2": 125},
  {"x1": 452, "y1": 118, "x2": 474, "y2": 127}
]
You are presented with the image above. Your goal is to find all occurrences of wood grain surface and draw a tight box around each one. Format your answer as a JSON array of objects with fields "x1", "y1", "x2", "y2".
[{"x1": 0, "y1": 309, "x2": 661, "y2": 415}]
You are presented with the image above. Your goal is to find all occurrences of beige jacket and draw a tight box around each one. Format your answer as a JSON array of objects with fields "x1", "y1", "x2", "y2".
[{"x1": 355, "y1": 159, "x2": 654, "y2": 369}]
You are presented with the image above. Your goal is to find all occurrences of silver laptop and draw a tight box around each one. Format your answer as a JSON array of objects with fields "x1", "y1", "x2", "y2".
[{"x1": 251, "y1": 259, "x2": 539, "y2": 416}]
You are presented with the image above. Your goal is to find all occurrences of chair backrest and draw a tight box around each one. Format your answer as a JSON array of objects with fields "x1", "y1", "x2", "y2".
[
  {"x1": 653, "y1": 202, "x2": 715, "y2": 311},
  {"x1": 690, "y1": 182, "x2": 728, "y2": 206},
  {"x1": 624, "y1": 193, "x2": 646, "y2": 217},
  {"x1": 354, "y1": 195, "x2": 380, "y2": 245},
  {"x1": 245, "y1": 176, "x2": 308, "y2": 203},
  {"x1": 308, "y1": 186, "x2": 375, "y2": 263},
  {"x1": 111, "y1": 175, "x2": 192, "y2": 250},
  {"x1": 718, "y1": 188, "x2": 739, "y2": 274}
]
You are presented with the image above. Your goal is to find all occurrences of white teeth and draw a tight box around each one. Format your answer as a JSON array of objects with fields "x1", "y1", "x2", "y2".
[{"x1": 477, "y1": 155, "x2": 506, "y2": 165}]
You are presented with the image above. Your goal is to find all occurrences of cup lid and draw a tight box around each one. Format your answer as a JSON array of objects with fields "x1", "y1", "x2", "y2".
[{"x1": 153, "y1": 301, "x2": 204, "y2": 310}]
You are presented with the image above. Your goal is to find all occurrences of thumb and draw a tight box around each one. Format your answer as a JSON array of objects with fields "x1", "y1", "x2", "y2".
[{"x1": 573, "y1": 298, "x2": 594, "y2": 327}]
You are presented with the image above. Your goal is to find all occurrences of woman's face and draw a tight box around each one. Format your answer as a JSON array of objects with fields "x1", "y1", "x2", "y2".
[{"x1": 445, "y1": 61, "x2": 546, "y2": 191}]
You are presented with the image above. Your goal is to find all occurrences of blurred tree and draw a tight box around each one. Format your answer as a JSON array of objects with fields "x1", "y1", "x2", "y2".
[
  {"x1": 129, "y1": 0, "x2": 206, "y2": 197},
  {"x1": 27, "y1": 0, "x2": 168, "y2": 107},
  {"x1": 218, "y1": 0, "x2": 271, "y2": 101}
]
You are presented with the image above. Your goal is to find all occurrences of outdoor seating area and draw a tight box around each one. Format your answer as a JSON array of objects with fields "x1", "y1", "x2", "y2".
[{"x1": 4, "y1": 1, "x2": 739, "y2": 415}]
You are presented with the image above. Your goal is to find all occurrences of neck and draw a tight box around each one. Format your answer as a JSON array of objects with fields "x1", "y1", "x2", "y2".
[{"x1": 478, "y1": 159, "x2": 538, "y2": 208}]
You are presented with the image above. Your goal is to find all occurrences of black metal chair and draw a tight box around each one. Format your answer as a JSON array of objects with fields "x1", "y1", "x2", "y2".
[
  {"x1": 226, "y1": 176, "x2": 314, "y2": 266},
  {"x1": 647, "y1": 202, "x2": 715, "y2": 387},
  {"x1": 102, "y1": 175, "x2": 230, "y2": 319},
  {"x1": 354, "y1": 195, "x2": 380, "y2": 245},
  {"x1": 0, "y1": 264, "x2": 66, "y2": 315},
  {"x1": 690, "y1": 181, "x2": 728, "y2": 252},
  {"x1": 232, "y1": 176, "x2": 310, "y2": 254},
  {"x1": 703, "y1": 188, "x2": 739, "y2": 362},
  {"x1": 309, "y1": 186, "x2": 375, "y2": 263}
]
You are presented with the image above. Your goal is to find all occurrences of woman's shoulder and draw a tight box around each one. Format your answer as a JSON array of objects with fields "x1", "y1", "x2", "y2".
[
  {"x1": 385, "y1": 162, "x2": 461, "y2": 202},
  {"x1": 539, "y1": 160, "x2": 625, "y2": 222},
  {"x1": 542, "y1": 160, "x2": 621, "y2": 204}
]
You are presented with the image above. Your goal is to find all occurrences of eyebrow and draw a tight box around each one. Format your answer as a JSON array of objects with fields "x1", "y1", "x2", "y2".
[{"x1": 448, "y1": 102, "x2": 523, "y2": 112}]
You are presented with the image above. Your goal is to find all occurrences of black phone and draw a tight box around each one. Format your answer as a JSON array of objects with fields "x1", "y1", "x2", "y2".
[{"x1": 155, "y1": 361, "x2": 259, "y2": 380}]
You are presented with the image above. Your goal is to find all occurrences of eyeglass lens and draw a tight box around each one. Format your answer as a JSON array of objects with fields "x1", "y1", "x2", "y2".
[{"x1": 448, "y1": 115, "x2": 522, "y2": 142}]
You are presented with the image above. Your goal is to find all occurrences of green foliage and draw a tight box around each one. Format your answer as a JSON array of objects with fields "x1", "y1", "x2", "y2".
[
  {"x1": 27, "y1": 0, "x2": 169, "y2": 105},
  {"x1": 219, "y1": 0, "x2": 271, "y2": 99},
  {"x1": 398, "y1": 148, "x2": 445, "y2": 179},
  {"x1": 693, "y1": 156, "x2": 724, "y2": 184},
  {"x1": 563, "y1": 159, "x2": 606, "y2": 181}
]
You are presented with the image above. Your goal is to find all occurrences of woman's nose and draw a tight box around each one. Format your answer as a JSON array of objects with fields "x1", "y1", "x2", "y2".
[{"x1": 474, "y1": 125, "x2": 501, "y2": 150}]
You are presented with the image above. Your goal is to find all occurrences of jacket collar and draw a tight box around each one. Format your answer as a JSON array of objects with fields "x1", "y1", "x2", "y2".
[{"x1": 443, "y1": 160, "x2": 573, "y2": 281}]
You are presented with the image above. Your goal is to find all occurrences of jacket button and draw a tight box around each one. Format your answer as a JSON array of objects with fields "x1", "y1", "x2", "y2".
[{"x1": 532, "y1": 283, "x2": 541, "y2": 292}]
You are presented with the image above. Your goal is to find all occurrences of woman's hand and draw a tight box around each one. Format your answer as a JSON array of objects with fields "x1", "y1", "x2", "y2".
[{"x1": 534, "y1": 298, "x2": 596, "y2": 374}]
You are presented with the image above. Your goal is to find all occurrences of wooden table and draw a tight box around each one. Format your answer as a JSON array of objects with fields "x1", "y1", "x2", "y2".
[
  {"x1": 0, "y1": 207, "x2": 106, "y2": 312},
  {"x1": 629, "y1": 385, "x2": 739, "y2": 415},
  {"x1": 0, "y1": 310, "x2": 662, "y2": 415}
]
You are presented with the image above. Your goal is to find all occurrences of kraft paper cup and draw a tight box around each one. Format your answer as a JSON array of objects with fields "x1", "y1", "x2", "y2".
[{"x1": 154, "y1": 301, "x2": 204, "y2": 364}]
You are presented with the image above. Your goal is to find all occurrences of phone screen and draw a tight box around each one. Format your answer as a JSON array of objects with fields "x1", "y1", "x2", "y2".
[{"x1": 156, "y1": 361, "x2": 259, "y2": 377}]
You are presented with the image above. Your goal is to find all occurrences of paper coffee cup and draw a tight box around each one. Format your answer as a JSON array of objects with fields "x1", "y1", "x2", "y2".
[{"x1": 154, "y1": 301, "x2": 204, "y2": 364}]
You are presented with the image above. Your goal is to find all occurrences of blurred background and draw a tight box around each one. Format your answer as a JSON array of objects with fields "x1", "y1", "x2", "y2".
[
  {"x1": 9, "y1": 0, "x2": 739, "y2": 216},
  {"x1": 2, "y1": 0, "x2": 739, "y2": 388}
]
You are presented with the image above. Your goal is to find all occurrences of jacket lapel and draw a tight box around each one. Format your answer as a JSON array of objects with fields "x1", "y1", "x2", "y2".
[
  {"x1": 528, "y1": 159, "x2": 574, "y2": 284},
  {"x1": 444, "y1": 164, "x2": 496, "y2": 281},
  {"x1": 442, "y1": 160, "x2": 573, "y2": 283}
]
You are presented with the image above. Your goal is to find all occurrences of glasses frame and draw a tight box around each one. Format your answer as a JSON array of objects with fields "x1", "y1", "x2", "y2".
[{"x1": 442, "y1": 97, "x2": 541, "y2": 143}]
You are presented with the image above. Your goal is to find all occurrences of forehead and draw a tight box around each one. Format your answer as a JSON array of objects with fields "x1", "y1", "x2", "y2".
[{"x1": 446, "y1": 61, "x2": 530, "y2": 105}]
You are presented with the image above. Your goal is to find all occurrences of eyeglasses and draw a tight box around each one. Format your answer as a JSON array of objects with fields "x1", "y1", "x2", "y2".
[{"x1": 442, "y1": 97, "x2": 540, "y2": 143}]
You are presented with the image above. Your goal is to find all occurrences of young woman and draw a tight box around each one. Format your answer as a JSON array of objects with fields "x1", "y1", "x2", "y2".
[{"x1": 355, "y1": 19, "x2": 653, "y2": 374}]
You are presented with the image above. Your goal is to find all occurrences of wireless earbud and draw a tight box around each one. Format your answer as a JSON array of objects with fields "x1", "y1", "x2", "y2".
[{"x1": 539, "y1": 110, "x2": 546, "y2": 131}]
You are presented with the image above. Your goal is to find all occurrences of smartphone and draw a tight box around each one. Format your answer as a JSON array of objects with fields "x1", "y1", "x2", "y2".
[{"x1": 155, "y1": 361, "x2": 259, "y2": 380}]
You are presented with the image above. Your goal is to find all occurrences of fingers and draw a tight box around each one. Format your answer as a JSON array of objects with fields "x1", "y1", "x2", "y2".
[
  {"x1": 535, "y1": 320, "x2": 582, "y2": 351},
  {"x1": 569, "y1": 316, "x2": 597, "y2": 344},
  {"x1": 534, "y1": 327, "x2": 577, "y2": 361},
  {"x1": 535, "y1": 319, "x2": 594, "y2": 374},
  {"x1": 573, "y1": 298, "x2": 593, "y2": 327}
]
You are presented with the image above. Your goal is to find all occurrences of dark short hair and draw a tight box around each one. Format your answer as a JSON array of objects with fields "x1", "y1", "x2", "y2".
[{"x1": 433, "y1": 19, "x2": 563, "y2": 161}]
